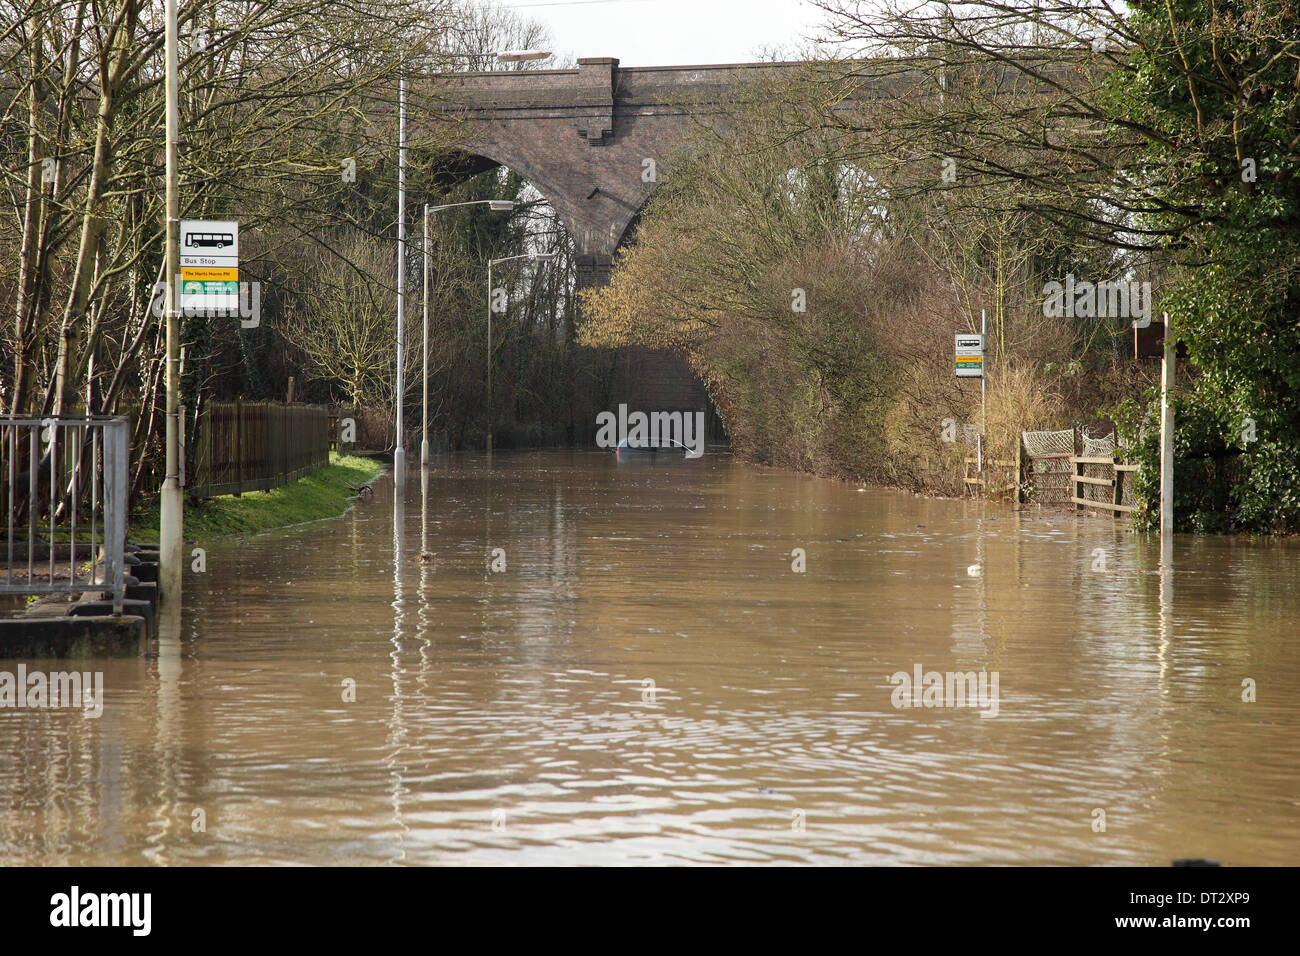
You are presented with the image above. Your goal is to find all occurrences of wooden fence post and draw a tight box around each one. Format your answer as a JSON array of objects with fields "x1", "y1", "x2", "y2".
[
  {"x1": 281, "y1": 400, "x2": 288, "y2": 486},
  {"x1": 234, "y1": 399, "x2": 243, "y2": 497},
  {"x1": 1015, "y1": 435, "x2": 1022, "y2": 504},
  {"x1": 1073, "y1": 426, "x2": 1080, "y2": 512}
]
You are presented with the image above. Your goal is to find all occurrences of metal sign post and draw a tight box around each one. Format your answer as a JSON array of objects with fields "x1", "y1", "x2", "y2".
[
  {"x1": 956, "y1": 324, "x2": 986, "y2": 472},
  {"x1": 981, "y1": 309, "x2": 987, "y2": 474}
]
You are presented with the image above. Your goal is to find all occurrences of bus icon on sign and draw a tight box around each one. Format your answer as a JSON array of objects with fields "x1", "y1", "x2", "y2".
[{"x1": 185, "y1": 232, "x2": 233, "y2": 249}]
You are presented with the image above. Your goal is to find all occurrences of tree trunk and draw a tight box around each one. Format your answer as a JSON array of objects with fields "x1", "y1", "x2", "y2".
[{"x1": 9, "y1": 16, "x2": 47, "y2": 416}]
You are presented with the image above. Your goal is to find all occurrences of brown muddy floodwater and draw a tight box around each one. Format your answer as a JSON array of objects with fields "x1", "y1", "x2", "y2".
[{"x1": 2, "y1": 450, "x2": 1298, "y2": 865}]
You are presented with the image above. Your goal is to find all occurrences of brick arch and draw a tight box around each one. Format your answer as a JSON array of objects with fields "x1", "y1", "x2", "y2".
[
  {"x1": 428, "y1": 57, "x2": 803, "y2": 425},
  {"x1": 443, "y1": 138, "x2": 652, "y2": 290},
  {"x1": 612, "y1": 206, "x2": 645, "y2": 256},
  {"x1": 448, "y1": 141, "x2": 607, "y2": 261},
  {"x1": 429, "y1": 57, "x2": 802, "y2": 287}
]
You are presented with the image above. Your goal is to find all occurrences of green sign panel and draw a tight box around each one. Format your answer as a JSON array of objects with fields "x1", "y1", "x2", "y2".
[{"x1": 183, "y1": 280, "x2": 238, "y2": 296}]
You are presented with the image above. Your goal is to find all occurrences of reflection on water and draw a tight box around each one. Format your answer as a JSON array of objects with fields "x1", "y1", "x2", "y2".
[{"x1": 2, "y1": 450, "x2": 1298, "y2": 865}]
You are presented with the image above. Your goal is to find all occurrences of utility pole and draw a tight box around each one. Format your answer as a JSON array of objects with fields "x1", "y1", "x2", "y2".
[
  {"x1": 159, "y1": 0, "x2": 182, "y2": 606},
  {"x1": 394, "y1": 73, "x2": 406, "y2": 487},
  {"x1": 421, "y1": 204, "x2": 429, "y2": 468}
]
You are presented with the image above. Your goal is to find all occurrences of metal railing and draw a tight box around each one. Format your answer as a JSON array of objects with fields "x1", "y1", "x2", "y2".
[{"x1": 1, "y1": 417, "x2": 128, "y2": 614}]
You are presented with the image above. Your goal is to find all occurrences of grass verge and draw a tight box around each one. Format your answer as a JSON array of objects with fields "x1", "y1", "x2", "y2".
[{"x1": 131, "y1": 452, "x2": 383, "y2": 542}]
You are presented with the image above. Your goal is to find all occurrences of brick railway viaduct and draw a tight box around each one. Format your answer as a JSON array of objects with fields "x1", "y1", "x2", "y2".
[{"x1": 428, "y1": 57, "x2": 802, "y2": 429}]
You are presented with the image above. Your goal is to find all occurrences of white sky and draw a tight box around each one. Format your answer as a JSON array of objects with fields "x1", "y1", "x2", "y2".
[{"x1": 495, "y1": 0, "x2": 833, "y2": 66}]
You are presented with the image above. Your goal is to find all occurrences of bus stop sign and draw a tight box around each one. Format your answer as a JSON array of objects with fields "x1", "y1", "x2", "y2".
[{"x1": 180, "y1": 220, "x2": 239, "y2": 310}]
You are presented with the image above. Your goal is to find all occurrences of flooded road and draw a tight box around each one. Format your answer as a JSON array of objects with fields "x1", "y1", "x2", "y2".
[{"x1": 2, "y1": 450, "x2": 1298, "y2": 865}]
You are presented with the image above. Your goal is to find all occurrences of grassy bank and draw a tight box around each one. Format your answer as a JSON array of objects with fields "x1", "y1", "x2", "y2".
[{"x1": 131, "y1": 453, "x2": 384, "y2": 542}]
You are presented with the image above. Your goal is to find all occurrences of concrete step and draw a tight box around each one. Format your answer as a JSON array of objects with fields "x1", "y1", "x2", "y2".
[
  {"x1": 67, "y1": 598, "x2": 156, "y2": 642},
  {"x1": 90, "y1": 579, "x2": 155, "y2": 606},
  {"x1": 19, "y1": 597, "x2": 75, "y2": 619},
  {"x1": 124, "y1": 580, "x2": 156, "y2": 604},
  {"x1": 0, "y1": 614, "x2": 146, "y2": 658}
]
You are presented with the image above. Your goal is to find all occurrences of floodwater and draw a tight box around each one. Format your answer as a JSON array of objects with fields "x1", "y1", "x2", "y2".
[{"x1": 2, "y1": 450, "x2": 1297, "y2": 865}]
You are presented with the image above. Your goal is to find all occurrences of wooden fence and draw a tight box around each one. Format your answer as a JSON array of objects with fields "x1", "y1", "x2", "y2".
[
  {"x1": 964, "y1": 449, "x2": 1021, "y2": 500},
  {"x1": 960, "y1": 428, "x2": 1140, "y2": 514},
  {"x1": 188, "y1": 402, "x2": 329, "y2": 499},
  {"x1": 1071, "y1": 456, "x2": 1139, "y2": 515}
]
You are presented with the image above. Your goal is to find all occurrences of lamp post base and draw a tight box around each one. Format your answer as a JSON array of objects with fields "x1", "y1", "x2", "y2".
[{"x1": 159, "y1": 477, "x2": 183, "y2": 607}]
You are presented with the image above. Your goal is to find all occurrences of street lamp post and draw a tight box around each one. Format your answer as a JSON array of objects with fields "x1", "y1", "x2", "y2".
[
  {"x1": 159, "y1": 0, "x2": 182, "y2": 607},
  {"x1": 486, "y1": 252, "x2": 557, "y2": 454},
  {"x1": 422, "y1": 204, "x2": 427, "y2": 468},
  {"x1": 395, "y1": 73, "x2": 407, "y2": 487},
  {"x1": 399, "y1": 49, "x2": 547, "y2": 471},
  {"x1": 419, "y1": 199, "x2": 514, "y2": 467}
]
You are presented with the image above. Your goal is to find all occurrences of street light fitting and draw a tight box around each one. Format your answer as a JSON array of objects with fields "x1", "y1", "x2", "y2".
[
  {"x1": 496, "y1": 50, "x2": 551, "y2": 63},
  {"x1": 533, "y1": 253, "x2": 557, "y2": 263},
  {"x1": 488, "y1": 200, "x2": 515, "y2": 212}
]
